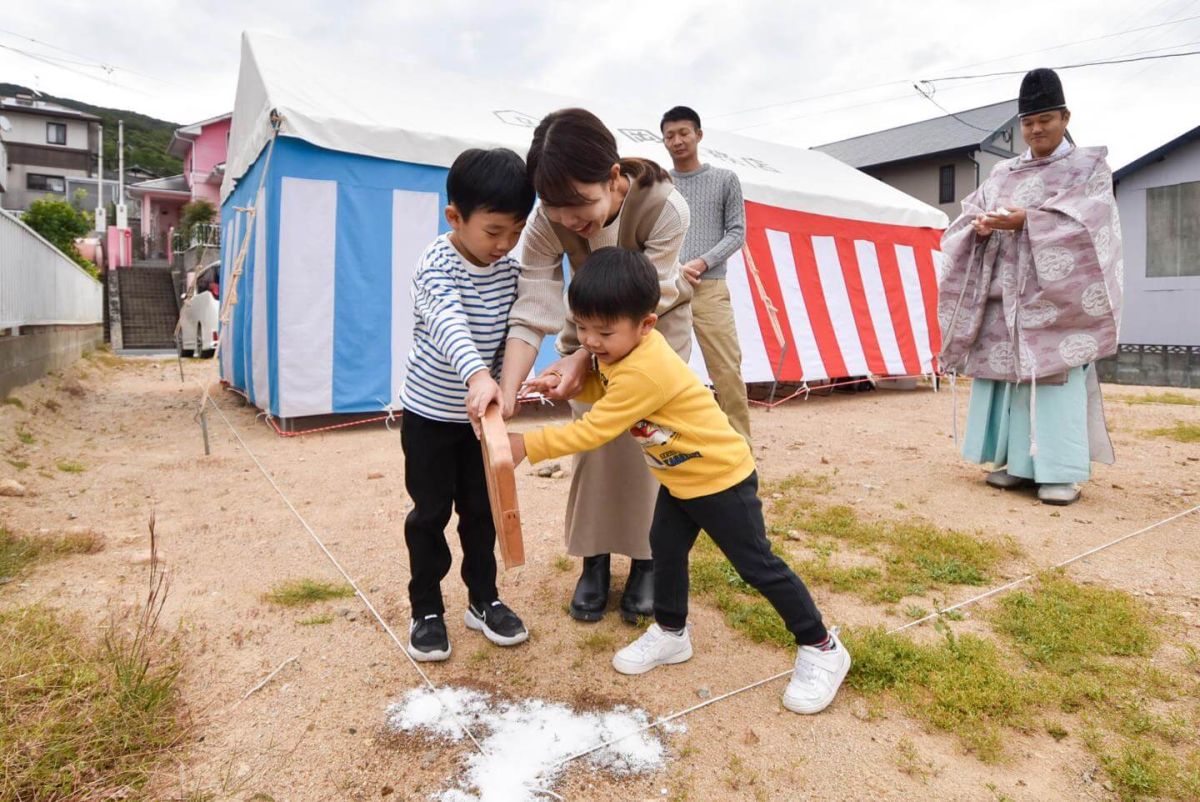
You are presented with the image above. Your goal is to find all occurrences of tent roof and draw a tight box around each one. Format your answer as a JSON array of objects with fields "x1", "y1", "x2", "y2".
[
  {"x1": 225, "y1": 32, "x2": 947, "y2": 229},
  {"x1": 814, "y1": 100, "x2": 1020, "y2": 169}
]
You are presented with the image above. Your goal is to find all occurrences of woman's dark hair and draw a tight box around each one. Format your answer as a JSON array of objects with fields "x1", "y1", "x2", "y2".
[
  {"x1": 527, "y1": 108, "x2": 668, "y2": 207},
  {"x1": 567, "y1": 247, "x2": 661, "y2": 323},
  {"x1": 660, "y1": 105, "x2": 701, "y2": 133},
  {"x1": 446, "y1": 148, "x2": 536, "y2": 220}
]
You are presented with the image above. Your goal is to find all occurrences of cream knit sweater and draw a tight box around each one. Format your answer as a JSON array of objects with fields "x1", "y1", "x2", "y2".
[{"x1": 507, "y1": 188, "x2": 691, "y2": 356}]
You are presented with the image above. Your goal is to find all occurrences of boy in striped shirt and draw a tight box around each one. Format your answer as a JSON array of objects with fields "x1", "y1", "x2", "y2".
[{"x1": 399, "y1": 148, "x2": 535, "y2": 661}]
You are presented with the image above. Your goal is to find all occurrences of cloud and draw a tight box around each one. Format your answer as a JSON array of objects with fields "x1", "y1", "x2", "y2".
[{"x1": 2, "y1": 0, "x2": 1196, "y2": 166}]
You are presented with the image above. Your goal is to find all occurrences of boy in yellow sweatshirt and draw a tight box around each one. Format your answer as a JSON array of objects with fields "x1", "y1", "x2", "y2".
[{"x1": 509, "y1": 247, "x2": 850, "y2": 714}]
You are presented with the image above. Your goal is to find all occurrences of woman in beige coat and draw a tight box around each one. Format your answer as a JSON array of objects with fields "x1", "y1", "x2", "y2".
[{"x1": 499, "y1": 107, "x2": 692, "y2": 623}]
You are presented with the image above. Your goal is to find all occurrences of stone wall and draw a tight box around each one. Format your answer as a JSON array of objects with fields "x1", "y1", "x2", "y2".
[
  {"x1": 0, "y1": 324, "x2": 103, "y2": 396},
  {"x1": 1095, "y1": 345, "x2": 1200, "y2": 388}
]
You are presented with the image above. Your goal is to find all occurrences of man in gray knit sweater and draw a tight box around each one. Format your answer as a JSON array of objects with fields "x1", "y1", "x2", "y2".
[{"x1": 661, "y1": 106, "x2": 751, "y2": 442}]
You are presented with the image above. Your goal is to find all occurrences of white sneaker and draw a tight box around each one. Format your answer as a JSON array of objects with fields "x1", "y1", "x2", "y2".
[
  {"x1": 612, "y1": 623, "x2": 693, "y2": 675},
  {"x1": 782, "y1": 629, "x2": 851, "y2": 714}
]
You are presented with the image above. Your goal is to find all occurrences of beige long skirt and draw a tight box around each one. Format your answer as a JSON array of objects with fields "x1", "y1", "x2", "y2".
[{"x1": 562, "y1": 304, "x2": 693, "y2": 558}]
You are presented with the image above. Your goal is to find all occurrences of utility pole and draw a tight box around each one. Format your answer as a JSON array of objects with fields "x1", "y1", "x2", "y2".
[
  {"x1": 115, "y1": 119, "x2": 128, "y2": 229},
  {"x1": 94, "y1": 124, "x2": 107, "y2": 233}
]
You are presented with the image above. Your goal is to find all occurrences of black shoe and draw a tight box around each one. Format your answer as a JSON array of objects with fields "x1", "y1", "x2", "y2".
[
  {"x1": 570, "y1": 554, "x2": 611, "y2": 622},
  {"x1": 620, "y1": 559, "x2": 655, "y2": 624},
  {"x1": 465, "y1": 599, "x2": 529, "y2": 646},
  {"x1": 407, "y1": 614, "x2": 450, "y2": 662}
]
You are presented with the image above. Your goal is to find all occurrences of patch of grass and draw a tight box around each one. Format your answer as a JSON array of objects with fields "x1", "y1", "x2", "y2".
[
  {"x1": 2, "y1": 396, "x2": 24, "y2": 409},
  {"x1": 843, "y1": 624, "x2": 1042, "y2": 762},
  {"x1": 1101, "y1": 742, "x2": 1188, "y2": 801},
  {"x1": 895, "y1": 736, "x2": 938, "y2": 782},
  {"x1": 263, "y1": 578, "x2": 355, "y2": 607},
  {"x1": 578, "y1": 631, "x2": 618, "y2": 654},
  {"x1": 990, "y1": 571, "x2": 1157, "y2": 676},
  {"x1": 767, "y1": 490, "x2": 1020, "y2": 604},
  {"x1": 15, "y1": 425, "x2": 34, "y2": 445},
  {"x1": 6, "y1": 458, "x2": 29, "y2": 470},
  {"x1": 1122, "y1": 391, "x2": 1200, "y2": 407},
  {"x1": 0, "y1": 523, "x2": 185, "y2": 799},
  {"x1": 1, "y1": 527, "x2": 105, "y2": 583},
  {"x1": 1145, "y1": 422, "x2": 1200, "y2": 443},
  {"x1": 84, "y1": 348, "x2": 124, "y2": 369},
  {"x1": 298, "y1": 614, "x2": 333, "y2": 626},
  {"x1": 553, "y1": 555, "x2": 573, "y2": 573},
  {"x1": 56, "y1": 460, "x2": 86, "y2": 474}
]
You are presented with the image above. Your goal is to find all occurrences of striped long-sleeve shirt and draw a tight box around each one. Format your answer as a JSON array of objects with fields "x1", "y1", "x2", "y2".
[{"x1": 400, "y1": 234, "x2": 519, "y2": 423}]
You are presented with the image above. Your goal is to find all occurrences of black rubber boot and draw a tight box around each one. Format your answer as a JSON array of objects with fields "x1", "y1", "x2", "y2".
[
  {"x1": 620, "y1": 559, "x2": 655, "y2": 624},
  {"x1": 569, "y1": 554, "x2": 610, "y2": 622}
]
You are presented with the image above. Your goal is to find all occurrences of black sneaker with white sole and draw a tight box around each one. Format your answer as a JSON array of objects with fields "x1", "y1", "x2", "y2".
[
  {"x1": 408, "y1": 614, "x2": 451, "y2": 662},
  {"x1": 464, "y1": 600, "x2": 529, "y2": 647}
]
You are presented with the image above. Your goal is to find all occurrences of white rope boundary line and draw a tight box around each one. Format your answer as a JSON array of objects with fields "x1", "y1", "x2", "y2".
[
  {"x1": 199, "y1": 390, "x2": 488, "y2": 756},
  {"x1": 545, "y1": 500, "x2": 1200, "y2": 770},
  {"x1": 195, "y1": 368, "x2": 1198, "y2": 784}
]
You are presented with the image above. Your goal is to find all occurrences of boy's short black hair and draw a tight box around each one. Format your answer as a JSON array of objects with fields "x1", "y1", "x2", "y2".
[
  {"x1": 660, "y1": 105, "x2": 702, "y2": 133},
  {"x1": 446, "y1": 148, "x2": 536, "y2": 220},
  {"x1": 568, "y1": 247, "x2": 661, "y2": 323}
]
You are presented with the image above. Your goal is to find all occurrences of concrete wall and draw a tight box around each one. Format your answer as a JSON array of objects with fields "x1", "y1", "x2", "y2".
[
  {"x1": 866, "y1": 153, "x2": 982, "y2": 220},
  {"x1": 5, "y1": 113, "x2": 92, "y2": 150},
  {"x1": 2, "y1": 162, "x2": 93, "y2": 210},
  {"x1": 1114, "y1": 137, "x2": 1200, "y2": 348},
  {"x1": 862, "y1": 121, "x2": 1021, "y2": 222},
  {"x1": 0, "y1": 324, "x2": 102, "y2": 396}
]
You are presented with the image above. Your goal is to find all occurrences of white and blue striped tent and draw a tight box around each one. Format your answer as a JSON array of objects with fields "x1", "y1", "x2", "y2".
[{"x1": 221, "y1": 32, "x2": 945, "y2": 422}]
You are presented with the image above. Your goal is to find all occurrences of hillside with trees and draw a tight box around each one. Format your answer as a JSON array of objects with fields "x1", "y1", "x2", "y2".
[{"x1": 0, "y1": 82, "x2": 182, "y2": 177}]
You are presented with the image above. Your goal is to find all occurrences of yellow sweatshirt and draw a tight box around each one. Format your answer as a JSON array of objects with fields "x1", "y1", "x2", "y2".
[{"x1": 524, "y1": 329, "x2": 755, "y2": 499}]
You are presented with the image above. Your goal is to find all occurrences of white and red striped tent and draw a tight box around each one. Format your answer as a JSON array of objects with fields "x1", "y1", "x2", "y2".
[
  {"x1": 223, "y1": 34, "x2": 948, "y2": 419},
  {"x1": 693, "y1": 204, "x2": 945, "y2": 385}
]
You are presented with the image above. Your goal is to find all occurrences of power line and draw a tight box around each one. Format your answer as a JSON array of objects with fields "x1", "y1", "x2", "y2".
[
  {"x1": 709, "y1": 13, "x2": 1200, "y2": 121},
  {"x1": 0, "y1": 27, "x2": 182, "y2": 87},
  {"x1": 0, "y1": 42, "x2": 155, "y2": 97},
  {"x1": 911, "y1": 83, "x2": 1001, "y2": 133},
  {"x1": 921, "y1": 47, "x2": 1200, "y2": 83}
]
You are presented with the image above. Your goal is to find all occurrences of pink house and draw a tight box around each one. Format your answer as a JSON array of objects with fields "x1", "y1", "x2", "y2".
[{"x1": 128, "y1": 112, "x2": 230, "y2": 258}]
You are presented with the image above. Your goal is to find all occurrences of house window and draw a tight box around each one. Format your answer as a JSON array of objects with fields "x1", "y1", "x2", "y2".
[
  {"x1": 1146, "y1": 180, "x2": 1200, "y2": 278},
  {"x1": 938, "y1": 164, "x2": 956, "y2": 204},
  {"x1": 27, "y1": 173, "x2": 66, "y2": 193},
  {"x1": 46, "y1": 122, "x2": 67, "y2": 145}
]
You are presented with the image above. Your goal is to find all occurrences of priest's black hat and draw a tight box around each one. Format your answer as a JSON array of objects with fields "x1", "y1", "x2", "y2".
[{"x1": 1019, "y1": 68, "x2": 1067, "y2": 117}]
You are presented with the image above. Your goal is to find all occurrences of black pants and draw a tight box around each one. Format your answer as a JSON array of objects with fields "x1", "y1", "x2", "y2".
[
  {"x1": 400, "y1": 411, "x2": 498, "y2": 617},
  {"x1": 650, "y1": 471, "x2": 827, "y2": 645}
]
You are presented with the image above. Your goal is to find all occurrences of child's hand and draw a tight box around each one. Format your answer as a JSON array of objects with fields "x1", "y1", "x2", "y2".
[
  {"x1": 466, "y1": 371, "x2": 502, "y2": 422},
  {"x1": 521, "y1": 371, "x2": 562, "y2": 395},
  {"x1": 508, "y1": 433, "x2": 527, "y2": 466}
]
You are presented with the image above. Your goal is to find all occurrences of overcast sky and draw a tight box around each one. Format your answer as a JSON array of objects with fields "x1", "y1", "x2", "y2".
[{"x1": 2, "y1": 0, "x2": 1198, "y2": 169}]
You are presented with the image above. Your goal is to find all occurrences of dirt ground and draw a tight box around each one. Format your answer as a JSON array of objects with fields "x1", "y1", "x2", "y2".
[{"x1": 1, "y1": 354, "x2": 1198, "y2": 802}]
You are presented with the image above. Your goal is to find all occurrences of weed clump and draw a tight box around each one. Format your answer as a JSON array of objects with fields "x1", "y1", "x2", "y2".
[{"x1": 264, "y1": 578, "x2": 355, "y2": 607}]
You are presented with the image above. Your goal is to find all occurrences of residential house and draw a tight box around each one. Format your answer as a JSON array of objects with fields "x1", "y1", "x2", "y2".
[
  {"x1": 0, "y1": 94, "x2": 100, "y2": 211},
  {"x1": 1102, "y1": 125, "x2": 1200, "y2": 387},
  {"x1": 814, "y1": 100, "x2": 1026, "y2": 219},
  {"x1": 128, "y1": 112, "x2": 230, "y2": 258}
]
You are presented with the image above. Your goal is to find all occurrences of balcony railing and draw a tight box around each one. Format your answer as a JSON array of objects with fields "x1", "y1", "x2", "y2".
[{"x1": 171, "y1": 223, "x2": 221, "y2": 254}]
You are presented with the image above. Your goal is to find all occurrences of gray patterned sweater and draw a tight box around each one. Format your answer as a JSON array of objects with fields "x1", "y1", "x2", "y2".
[{"x1": 669, "y1": 164, "x2": 746, "y2": 280}]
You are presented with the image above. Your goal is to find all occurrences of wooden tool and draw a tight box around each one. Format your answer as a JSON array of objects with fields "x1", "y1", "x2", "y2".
[{"x1": 478, "y1": 404, "x2": 525, "y2": 569}]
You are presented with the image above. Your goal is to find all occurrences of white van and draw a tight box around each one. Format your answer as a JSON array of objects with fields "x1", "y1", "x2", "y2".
[{"x1": 179, "y1": 260, "x2": 220, "y2": 358}]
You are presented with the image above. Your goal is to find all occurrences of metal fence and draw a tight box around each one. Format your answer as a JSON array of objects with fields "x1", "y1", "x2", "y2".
[
  {"x1": 171, "y1": 223, "x2": 221, "y2": 255},
  {"x1": 0, "y1": 210, "x2": 103, "y2": 329}
]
